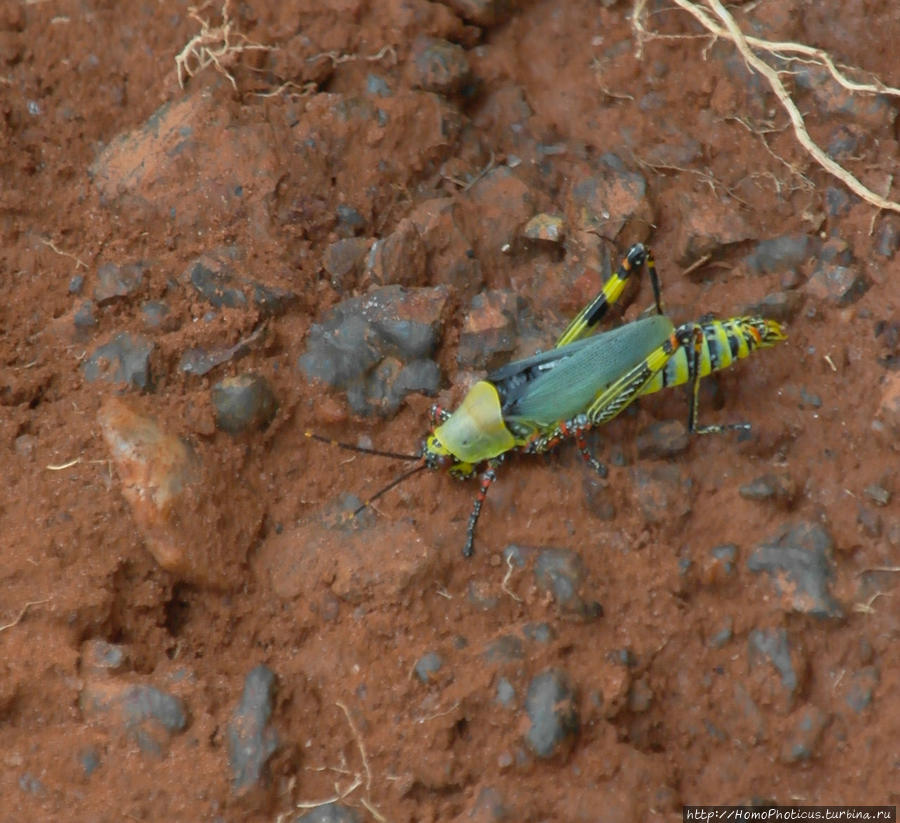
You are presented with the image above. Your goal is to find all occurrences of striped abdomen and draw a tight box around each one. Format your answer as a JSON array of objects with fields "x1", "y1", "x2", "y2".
[{"x1": 640, "y1": 316, "x2": 785, "y2": 396}]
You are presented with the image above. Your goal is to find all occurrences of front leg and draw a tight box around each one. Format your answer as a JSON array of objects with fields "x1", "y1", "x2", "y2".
[{"x1": 462, "y1": 458, "x2": 503, "y2": 558}]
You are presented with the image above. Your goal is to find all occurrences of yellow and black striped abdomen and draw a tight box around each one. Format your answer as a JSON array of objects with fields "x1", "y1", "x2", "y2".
[{"x1": 639, "y1": 316, "x2": 785, "y2": 397}]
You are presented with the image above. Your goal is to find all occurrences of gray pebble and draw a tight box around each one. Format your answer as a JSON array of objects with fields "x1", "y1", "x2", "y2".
[
  {"x1": 874, "y1": 220, "x2": 899, "y2": 259},
  {"x1": 496, "y1": 678, "x2": 516, "y2": 708},
  {"x1": 534, "y1": 548, "x2": 601, "y2": 619},
  {"x1": 335, "y1": 204, "x2": 366, "y2": 237},
  {"x1": 635, "y1": 419, "x2": 689, "y2": 460},
  {"x1": 294, "y1": 803, "x2": 363, "y2": 823},
  {"x1": 743, "y1": 234, "x2": 812, "y2": 275},
  {"x1": 748, "y1": 627, "x2": 801, "y2": 699},
  {"x1": 187, "y1": 257, "x2": 248, "y2": 309},
  {"x1": 707, "y1": 616, "x2": 733, "y2": 649},
  {"x1": 212, "y1": 374, "x2": 278, "y2": 434},
  {"x1": 69, "y1": 274, "x2": 85, "y2": 294},
  {"x1": 863, "y1": 484, "x2": 891, "y2": 506},
  {"x1": 846, "y1": 666, "x2": 879, "y2": 713},
  {"x1": 483, "y1": 635, "x2": 524, "y2": 665},
  {"x1": 227, "y1": 664, "x2": 279, "y2": 792},
  {"x1": 94, "y1": 261, "x2": 146, "y2": 304},
  {"x1": 79, "y1": 746, "x2": 101, "y2": 777},
  {"x1": 739, "y1": 472, "x2": 796, "y2": 507},
  {"x1": 748, "y1": 522, "x2": 842, "y2": 618},
  {"x1": 524, "y1": 669, "x2": 579, "y2": 758},
  {"x1": 468, "y1": 786, "x2": 509, "y2": 822},
  {"x1": 411, "y1": 36, "x2": 470, "y2": 95},
  {"x1": 82, "y1": 332, "x2": 154, "y2": 390},
  {"x1": 414, "y1": 651, "x2": 444, "y2": 683},
  {"x1": 780, "y1": 705, "x2": 828, "y2": 763},
  {"x1": 521, "y1": 622, "x2": 555, "y2": 644}
]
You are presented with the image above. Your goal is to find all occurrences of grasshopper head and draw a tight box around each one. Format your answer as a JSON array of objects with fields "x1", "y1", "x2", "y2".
[
  {"x1": 423, "y1": 434, "x2": 477, "y2": 478},
  {"x1": 746, "y1": 317, "x2": 788, "y2": 348}
]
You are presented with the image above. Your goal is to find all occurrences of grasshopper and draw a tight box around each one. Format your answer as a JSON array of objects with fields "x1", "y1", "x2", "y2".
[{"x1": 307, "y1": 244, "x2": 786, "y2": 556}]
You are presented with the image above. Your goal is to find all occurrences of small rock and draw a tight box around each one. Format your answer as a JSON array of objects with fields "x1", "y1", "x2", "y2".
[
  {"x1": 468, "y1": 786, "x2": 510, "y2": 822},
  {"x1": 534, "y1": 547, "x2": 601, "y2": 619},
  {"x1": 323, "y1": 237, "x2": 371, "y2": 290},
  {"x1": 140, "y1": 300, "x2": 173, "y2": 330},
  {"x1": 630, "y1": 464, "x2": 692, "y2": 525},
  {"x1": 82, "y1": 332, "x2": 154, "y2": 390},
  {"x1": 410, "y1": 36, "x2": 470, "y2": 95},
  {"x1": 845, "y1": 666, "x2": 879, "y2": 713},
  {"x1": 78, "y1": 747, "x2": 101, "y2": 778},
  {"x1": 707, "y1": 616, "x2": 734, "y2": 649},
  {"x1": 407, "y1": 197, "x2": 483, "y2": 295},
  {"x1": 211, "y1": 374, "x2": 278, "y2": 434},
  {"x1": 299, "y1": 285, "x2": 448, "y2": 416},
  {"x1": 440, "y1": 0, "x2": 514, "y2": 26},
  {"x1": 568, "y1": 156, "x2": 653, "y2": 243},
  {"x1": 521, "y1": 622, "x2": 555, "y2": 644},
  {"x1": 635, "y1": 420, "x2": 689, "y2": 460},
  {"x1": 806, "y1": 262, "x2": 870, "y2": 306},
  {"x1": 874, "y1": 371, "x2": 900, "y2": 441},
  {"x1": 73, "y1": 300, "x2": 98, "y2": 335},
  {"x1": 186, "y1": 253, "x2": 248, "y2": 310},
  {"x1": 671, "y1": 190, "x2": 755, "y2": 266},
  {"x1": 747, "y1": 627, "x2": 805, "y2": 710},
  {"x1": 523, "y1": 669, "x2": 579, "y2": 758},
  {"x1": 856, "y1": 505, "x2": 881, "y2": 538},
  {"x1": 707, "y1": 543, "x2": 738, "y2": 581},
  {"x1": 628, "y1": 676, "x2": 654, "y2": 713},
  {"x1": 69, "y1": 274, "x2": 85, "y2": 294},
  {"x1": 863, "y1": 484, "x2": 891, "y2": 506},
  {"x1": 80, "y1": 680, "x2": 188, "y2": 757},
  {"x1": 81, "y1": 639, "x2": 130, "y2": 675},
  {"x1": 780, "y1": 705, "x2": 828, "y2": 763},
  {"x1": 457, "y1": 290, "x2": 523, "y2": 370},
  {"x1": 495, "y1": 678, "x2": 516, "y2": 708},
  {"x1": 874, "y1": 220, "x2": 899, "y2": 259},
  {"x1": 483, "y1": 635, "x2": 524, "y2": 665},
  {"x1": 824, "y1": 186, "x2": 853, "y2": 217},
  {"x1": 739, "y1": 472, "x2": 796, "y2": 507},
  {"x1": 335, "y1": 204, "x2": 366, "y2": 237},
  {"x1": 748, "y1": 522, "x2": 842, "y2": 618},
  {"x1": 464, "y1": 166, "x2": 536, "y2": 262},
  {"x1": 227, "y1": 664, "x2": 279, "y2": 793},
  {"x1": 414, "y1": 652, "x2": 444, "y2": 683},
  {"x1": 294, "y1": 802, "x2": 362, "y2": 823},
  {"x1": 522, "y1": 213, "x2": 566, "y2": 243},
  {"x1": 94, "y1": 261, "x2": 146, "y2": 304},
  {"x1": 99, "y1": 397, "x2": 261, "y2": 586},
  {"x1": 744, "y1": 234, "x2": 813, "y2": 275},
  {"x1": 365, "y1": 219, "x2": 427, "y2": 287}
]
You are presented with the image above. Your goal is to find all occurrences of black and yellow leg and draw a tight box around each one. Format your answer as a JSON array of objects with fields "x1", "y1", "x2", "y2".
[{"x1": 555, "y1": 243, "x2": 663, "y2": 348}]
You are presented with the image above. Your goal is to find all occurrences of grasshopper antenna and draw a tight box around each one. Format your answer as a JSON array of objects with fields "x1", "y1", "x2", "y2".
[
  {"x1": 304, "y1": 431, "x2": 421, "y2": 462},
  {"x1": 353, "y1": 462, "x2": 429, "y2": 517}
]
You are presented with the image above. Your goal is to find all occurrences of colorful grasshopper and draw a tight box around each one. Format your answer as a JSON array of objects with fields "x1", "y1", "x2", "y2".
[{"x1": 307, "y1": 244, "x2": 786, "y2": 556}]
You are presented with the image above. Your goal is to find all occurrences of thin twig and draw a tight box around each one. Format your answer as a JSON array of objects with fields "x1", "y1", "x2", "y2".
[
  {"x1": 0, "y1": 598, "x2": 51, "y2": 633},
  {"x1": 41, "y1": 238, "x2": 87, "y2": 269},
  {"x1": 633, "y1": 0, "x2": 900, "y2": 213}
]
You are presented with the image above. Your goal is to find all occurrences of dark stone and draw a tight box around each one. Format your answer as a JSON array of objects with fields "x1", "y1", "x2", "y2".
[
  {"x1": 523, "y1": 669, "x2": 579, "y2": 758},
  {"x1": 707, "y1": 616, "x2": 733, "y2": 649},
  {"x1": 187, "y1": 257, "x2": 248, "y2": 309},
  {"x1": 94, "y1": 261, "x2": 146, "y2": 304},
  {"x1": 824, "y1": 186, "x2": 853, "y2": 216},
  {"x1": 748, "y1": 627, "x2": 801, "y2": 699},
  {"x1": 468, "y1": 786, "x2": 510, "y2": 822},
  {"x1": 846, "y1": 666, "x2": 879, "y2": 713},
  {"x1": 635, "y1": 419, "x2": 689, "y2": 460},
  {"x1": 69, "y1": 274, "x2": 85, "y2": 294},
  {"x1": 120, "y1": 685, "x2": 187, "y2": 733},
  {"x1": 780, "y1": 705, "x2": 828, "y2": 763},
  {"x1": 744, "y1": 235, "x2": 812, "y2": 275},
  {"x1": 140, "y1": 300, "x2": 171, "y2": 329},
  {"x1": 73, "y1": 300, "x2": 98, "y2": 332},
  {"x1": 742, "y1": 291, "x2": 805, "y2": 323},
  {"x1": 414, "y1": 651, "x2": 444, "y2": 683},
  {"x1": 323, "y1": 237, "x2": 370, "y2": 289},
  {"x1": 227, "y1": 664, "x2": 279, "y2": 793},
  {"x1": 748, "y1": 522, "x2": 842, "y2": 618},
  {"x1": 211, "y1": 374, "x2": 278, "y2": 434},
  {"x1": 483, "y1": 634, "x2": 524, "y2": 664},
  {"x1": 521, "y1": 622, "x2": 555, "y2": 644},
  {"x1": 294, "y1": 803, "x2": 363, "y2": 823},
  {"x1": 411, "y1": 36, "x2": 471, "y2": 96},
  {"x1": 739, "y1": 472, "x2": 796, "y2": 507},
  {"x1": 82, "y1": 332, "x2": 154, "y2": 390},
  {"x1": 534, "y1": 548, "x2": 601, "y2": 619},
  {"x1": 79, "y1": 747, "x2": 101, "y2": 777},
  {"x1": 874, "y1": 220, "x2": 899, "y2": 259},
  {"x1": 335, "y1": 204, "x2": 366, "y2": 237},
  {"x1": 495, "y1": 678, "x2": 516, "y2": 708}
]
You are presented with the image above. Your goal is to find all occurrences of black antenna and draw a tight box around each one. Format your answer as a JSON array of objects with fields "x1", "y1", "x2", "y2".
[
  {"x1": 353, "y1": 462, "x2": 429, "y2": 516},
  {"x1": 305, "y1": 431, "x2": 421, "y2": 462}
]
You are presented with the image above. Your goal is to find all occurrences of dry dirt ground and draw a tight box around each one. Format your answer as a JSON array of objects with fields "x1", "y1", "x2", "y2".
[{"x1": 2, "y1": 0, "x2": 899, "y2": 820}]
